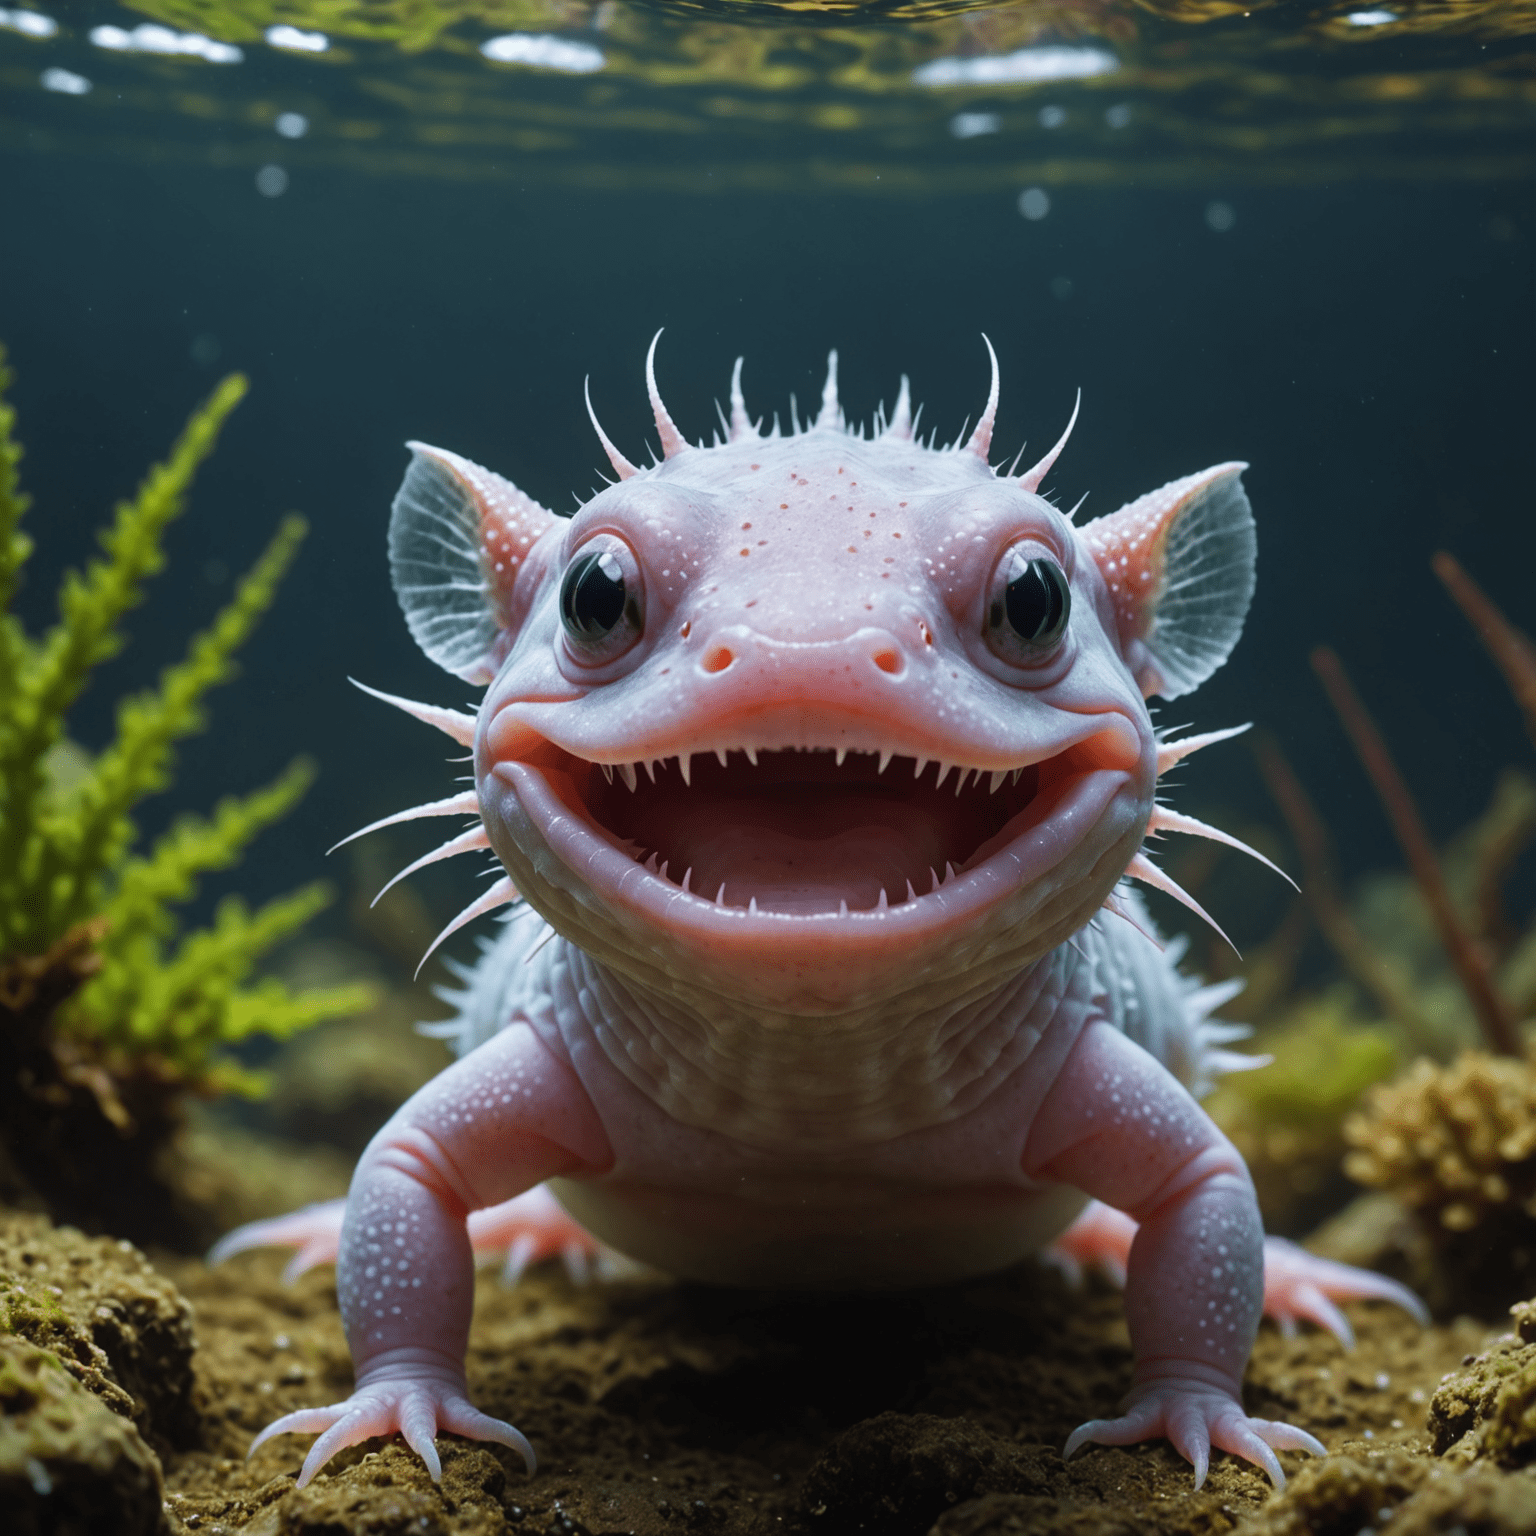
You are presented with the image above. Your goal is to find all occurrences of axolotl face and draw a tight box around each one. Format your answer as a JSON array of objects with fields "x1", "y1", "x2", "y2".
[{"x1": 386, "y1": 341, "x2": 1256, "y2": 1025}]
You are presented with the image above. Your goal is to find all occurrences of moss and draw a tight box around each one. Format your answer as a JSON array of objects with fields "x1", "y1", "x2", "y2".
[
  {"x1": 0, "y1": 1213, "x2": 198, "y2": 1451},
  {"x1": 1234, "y1": 1448, "x2": 1536, "y2": 1536},
  {"x1": 0, "y1": 1337, "x2": 167, "y2": 1536},
  {"x1": 0, "y1": 344, "x2": 371, "y2": 1243}
]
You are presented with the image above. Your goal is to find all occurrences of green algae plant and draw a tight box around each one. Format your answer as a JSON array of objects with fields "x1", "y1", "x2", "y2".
[{"x1": 0, "y1": 344, "x2": 370, "y2": 1246}]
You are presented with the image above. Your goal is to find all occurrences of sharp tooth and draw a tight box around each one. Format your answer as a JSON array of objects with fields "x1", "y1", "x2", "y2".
[
  {"x1": 954, "y1": 768, "x2": 970, "y2": 797},
  {"x1": 928, "y1": 867, "x2": 940, "y2": 893},
  {"x1": 905, "y1": 879, "x2": 919, "y2": 903},
  {"x1": 944, "y1": 860, "x2": 957, "y2": 884},
  {"x1": 715, "y1": 747, "x2": 729, "y2": 767},
  {"x1": 619, "y1": 763, "x2": 638, "y2": 792},
  {"x1": 748, "y1": 896, "x2": 759, "y2": 915},
  {"x1": 877, "y1": 887, "x2": 889, "y2": 911},
  {"x1": 714, "y1": 882, "x2": 726, "y2": 905},
  {"x1": 679, "y1": 754, "x2": 692, "y2": 787},
  {"x1": 601, "y1": 763, "x2": 614, "y2": 785},
  {"x1": 682, "y1": 867, "x2": 693, "y2": 894},
  {"x1": 835, "y1": 747, "x2": 847, "y2": 767},
  {"x1": 838, "y1": 899, "x2": 849, "y2": 917},
  {"x1": 878, "y1": 750, "x2": 893, "y2": 774},
  {"x1": 643, "y1": 759, "x2": 657, "y2": 783},
  {"x1": 644, "y1": 851, "x2": 659, "y2": 872},
  {"x1": 990, "y1": 770, "x2": 1007, "y2": 794},
  {"x1": 744, "y1": 746, "x2": 758, "y2": 766},
  {"x1": 914, "y1": 758, "x2": 929, "y2": 780},
  {"x1": 934, "y1": 761, "x2": 953, "y2": 789},
  {"x1": 659, "y1": 860, "x2": 670, "y2": 882},
  {"x1": 1011, "y1": 767, "x2": 1023, "y2": 785}
]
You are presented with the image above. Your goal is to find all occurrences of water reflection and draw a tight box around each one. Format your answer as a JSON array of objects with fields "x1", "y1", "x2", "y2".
[{"x1": 0, "y1": 0, "x2": 1531, "y2": 188}]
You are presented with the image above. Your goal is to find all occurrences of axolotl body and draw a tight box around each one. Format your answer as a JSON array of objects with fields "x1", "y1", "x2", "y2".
[{"x1": 222, "y1": 336, "x2": 1424, "y2": 1493}]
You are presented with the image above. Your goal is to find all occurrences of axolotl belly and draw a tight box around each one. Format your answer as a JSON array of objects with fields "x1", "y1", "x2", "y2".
[{"x1": 221, "y1": 336, "x2": 1424, "y2": 1494}]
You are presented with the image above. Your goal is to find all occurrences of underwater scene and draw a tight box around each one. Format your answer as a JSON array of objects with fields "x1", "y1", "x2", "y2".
[{"x1": 1, "y1": 1, "x2": 1534, "y2": 1532}]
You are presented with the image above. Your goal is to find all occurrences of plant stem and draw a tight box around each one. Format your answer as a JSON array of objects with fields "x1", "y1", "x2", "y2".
[{"x1": 1310, "y1": 645, "x2": 1522, "y2": 1057}]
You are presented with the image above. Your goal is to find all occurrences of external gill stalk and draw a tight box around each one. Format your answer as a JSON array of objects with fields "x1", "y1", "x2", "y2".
[
  {"x1": 1103, "y1": 721, "x2": 1290, "y2": 955},
  {"x1": 330, "y1": 683, "x2": 514, "y2": 974}
]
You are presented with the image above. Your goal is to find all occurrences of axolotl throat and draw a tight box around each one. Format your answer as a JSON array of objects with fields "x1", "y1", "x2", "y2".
[{"x1": 220, "y1": 334, "x2": 1425, "y2": 1494}]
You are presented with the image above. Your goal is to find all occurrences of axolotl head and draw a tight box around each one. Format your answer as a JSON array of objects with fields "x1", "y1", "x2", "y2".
[{"x1": 370, "y1": 336, "x2": 1257, "y2": 1026}]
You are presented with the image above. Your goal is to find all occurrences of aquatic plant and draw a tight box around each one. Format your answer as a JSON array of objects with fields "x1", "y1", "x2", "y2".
[
  {"x1": 0, "y1": 344, "x2": 369, "y2": 1242},
  {"x1": 1311, "y1": 644, "x2": 1522, "y2": 1057},
  {"x1": 1254, "y1": 552, "x2": 1535, "y2": 1066}
]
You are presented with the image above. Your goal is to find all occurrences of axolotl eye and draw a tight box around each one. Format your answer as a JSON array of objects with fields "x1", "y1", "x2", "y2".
[
  {"x1": 984, "y1": 546, "x2": 1071, "y2": 664},
  {"x1": 559, "y1": 535, "x2": 644, "y2": 662}
]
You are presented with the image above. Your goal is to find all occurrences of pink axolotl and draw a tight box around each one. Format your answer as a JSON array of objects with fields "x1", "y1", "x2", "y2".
[{"x1": 216, "y1": 334, "x2": 1424, "y2": 1494}]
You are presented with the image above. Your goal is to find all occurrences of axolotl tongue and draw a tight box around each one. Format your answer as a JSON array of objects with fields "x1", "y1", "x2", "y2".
[{"x1": 366, "y1": 335, "x2": 1262, "y2": 1023}]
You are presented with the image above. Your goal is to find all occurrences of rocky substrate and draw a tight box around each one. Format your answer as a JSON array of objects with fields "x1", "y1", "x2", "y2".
[{"x1": 3, "y1": 1207, "x2": 1536, "y2": 1536}]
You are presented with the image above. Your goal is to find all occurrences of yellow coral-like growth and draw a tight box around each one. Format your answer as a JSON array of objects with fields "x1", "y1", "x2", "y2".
[
  {"x1": 1344, "y1": 1047, "x2": 1536, "y2": 1233},
  {"x1": 0, "y1": 343, "x2": 369, "y2": 1090}
]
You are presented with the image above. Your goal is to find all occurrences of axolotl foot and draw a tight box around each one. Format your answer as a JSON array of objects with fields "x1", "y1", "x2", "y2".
[
  {"x1": 1063, "y1": 1374, "x2": 1325, "y2": 1490},
  {"x1": 1046, "y1": 1200, "x2": 1429, "y2": 1348},
  {"x1": 1048, "y1": 1199, "x2": 1429, "y2": 1487},
  {"x1": 210, "y1": 1186, "x2": 602, "y2": 1287},
  {"x1": 248, "y1": 1352, "x2": 535, "y2": 1488}
]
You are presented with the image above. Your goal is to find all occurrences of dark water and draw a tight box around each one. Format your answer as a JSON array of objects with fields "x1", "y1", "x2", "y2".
[{"x1": 2, "y1": 2, "x2": 1533, "y2": 960}]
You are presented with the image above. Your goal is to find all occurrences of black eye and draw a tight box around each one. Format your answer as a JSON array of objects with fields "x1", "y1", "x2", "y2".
[
  {"x1": 559, "y1": 537, "x2": 644, "y2": 661},
  {"x1": 561, "y1": 550, "x2": 626, "y2": 638},
  {"x1": 985, "y1": 549, "x2": 1071, "y2": 661}
]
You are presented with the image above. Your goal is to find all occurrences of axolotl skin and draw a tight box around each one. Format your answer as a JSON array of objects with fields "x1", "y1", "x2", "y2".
[{"x1": 219, "y1": 335, "x2": 1425, "y2": 1494}]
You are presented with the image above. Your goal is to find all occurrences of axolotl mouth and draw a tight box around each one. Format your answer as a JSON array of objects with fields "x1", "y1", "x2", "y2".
[{"x1": 483, "y1": 718, "x2": 1144, "y2": 954}]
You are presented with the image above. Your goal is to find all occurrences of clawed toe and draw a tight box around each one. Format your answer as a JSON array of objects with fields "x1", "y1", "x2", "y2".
[
  {"x1": 209, "y1": 1199, "x2": 349, "y2": 1278},
  {"x1": 1262, "y1": 1236, "x2": 1428, "y2": 1346},
  {"x1": 440, "y1": 1401, "x2": 537, "y2": 1473}
]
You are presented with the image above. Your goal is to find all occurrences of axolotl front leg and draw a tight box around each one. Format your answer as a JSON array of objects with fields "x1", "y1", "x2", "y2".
[
  {"x1": 1024, "y1": 1019, "x2": 1325, "y2": 1488},
  {"x1": 249, "y1": 1019, "x2": 613, "y2": 1487}
]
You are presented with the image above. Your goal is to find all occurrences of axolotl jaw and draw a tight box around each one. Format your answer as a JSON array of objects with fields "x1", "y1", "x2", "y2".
[{"x1": 473, "y1": 430, "x2": 1153, "y2": 1015}]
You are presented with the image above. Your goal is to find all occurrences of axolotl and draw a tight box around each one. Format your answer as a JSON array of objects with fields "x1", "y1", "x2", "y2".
[{"x1": 219, "y1": 335, "x2": 1425, "y2": 1494}]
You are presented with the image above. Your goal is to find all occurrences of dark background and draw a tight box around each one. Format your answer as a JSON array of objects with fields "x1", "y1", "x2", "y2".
[{"x1": 1, "y1": 150, "x2": 1531, "y2": 962}]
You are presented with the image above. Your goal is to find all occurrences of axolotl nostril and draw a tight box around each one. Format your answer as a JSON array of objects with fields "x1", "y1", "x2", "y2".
[{"x1": 215, "y1": 333, "x2": 1427, "y2": 1493}]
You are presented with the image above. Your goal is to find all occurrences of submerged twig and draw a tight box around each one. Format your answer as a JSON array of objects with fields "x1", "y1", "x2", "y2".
[
  {"x1": 1253, "y1": 733, "x2": 1433, "y2": 1039},
  {"x1": 1310, "y1": 645, "x2": 1522, "y2": 1058},
  {"x1": 1433, "y1": 551, "x2": 1536, "y2": 755}
]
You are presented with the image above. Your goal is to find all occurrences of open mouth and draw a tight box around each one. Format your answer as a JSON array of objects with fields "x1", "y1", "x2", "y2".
[{"x1": 496, "y1": 730, "x2": 1137, "y2": 923}]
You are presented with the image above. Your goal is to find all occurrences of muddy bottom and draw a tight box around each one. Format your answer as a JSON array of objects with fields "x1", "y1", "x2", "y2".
[{"x1": 6, "y1": 1206, "x2": 1536, "y2": 1536}]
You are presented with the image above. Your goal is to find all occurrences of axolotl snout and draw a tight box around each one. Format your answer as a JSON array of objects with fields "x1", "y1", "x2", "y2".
[{"x1": 219, "y1": 335, "x2": 1425, "y2": 1493}]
